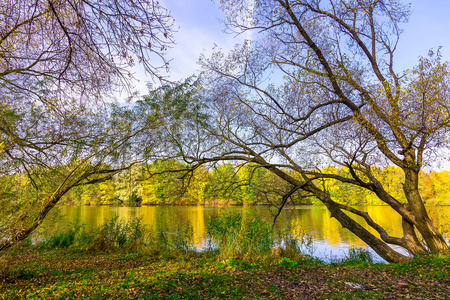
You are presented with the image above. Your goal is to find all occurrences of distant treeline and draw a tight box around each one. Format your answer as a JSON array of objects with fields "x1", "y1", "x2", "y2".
[{"x1": 49, "y1": 160, "x2": 450, "y2": 206}]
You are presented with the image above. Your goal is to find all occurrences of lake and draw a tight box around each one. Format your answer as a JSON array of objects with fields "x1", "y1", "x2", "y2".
[{"x1": 36, "y1": 205, "x2": 450, "y2": 263}]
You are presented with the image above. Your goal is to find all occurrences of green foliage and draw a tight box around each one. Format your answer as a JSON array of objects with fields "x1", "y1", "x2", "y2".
[
  {"x1": 206, "y1": 212, "x2": 274, "y2": 259},
  {"x1": 40, "y1": 215, "x2": 149, "y2": 252},
  {"x1": 44, "y1": 222, "x2": 85, "y2": 249},
  {"x1": 144, "y1": 226, "x2": 197, "y2": 256},
  {"x1": 340, "y1": 247, "x2": 374, "y2": 265},
  {"x1": 11, "y1": 160, "x2": 443, "y2": 208},
  {"x1": 92, "y1": 215, "x2": 148, "y2": 251},
  {"x1": 205, "y1": 163, "x2": 242, "y2": 204},
  {"x1": 99, "y1": 215, "x2": 129, "y2": 249},
  {"x1": 10, "y1": 161, "x2": 450, "y2": 207},
  {"x1": 39, "y1": 214, "x2": 201, "y2": 256},
  {"x1": 278, "y1": 257, "x2": 297, "y2": 267},
  {"x1": 238, "y1": 164, "x2": 289, "y2": 205},
  {"x1": 114, "y1": 164, "x2": 143, "y2": 205},
  {"x1": 141, "y1": 160, "x2": 186, "y2": 205},
  {"x1": 274, "y1": 229, "x2": 316, "y2": 260},
  {"x1": 58, "y1": 160, "x2": 289, "y2": 206}
]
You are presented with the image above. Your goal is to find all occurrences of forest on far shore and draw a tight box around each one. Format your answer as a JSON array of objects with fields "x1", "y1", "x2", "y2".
[{"x1": 4, "y1": 160, "x2": 446, "y2": 207}]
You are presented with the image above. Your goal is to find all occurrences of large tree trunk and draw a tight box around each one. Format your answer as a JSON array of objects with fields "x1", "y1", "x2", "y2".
[
  {"x1": 262, "y1": 160, "x2": 443, "y2": 263},
  {"x1": 0, "y1": 193, "x2": 62, "y2": 251},
  {"x1": 403, "y1": 168, "x2": 449, "y2": 254},
  {"x1": 304, "y1": 184, "x2": 410, "y2": 263},
  {"x1": 400, "y1": 218, "x2": 428, "y2": 256},
  {"x1": 324, "y1": 203, "x2": 409, "y2": 263}
]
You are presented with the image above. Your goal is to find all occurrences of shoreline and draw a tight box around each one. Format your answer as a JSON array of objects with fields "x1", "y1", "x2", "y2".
[{"x1": 1, "y1": 247, "x2": 449, "y2": 299}]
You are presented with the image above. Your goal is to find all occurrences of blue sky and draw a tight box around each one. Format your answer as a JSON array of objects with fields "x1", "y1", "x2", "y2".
[
  {"x1": 151, "y1": 0, "x2": 450, "y2": 171},
  {"x1": 157, "y1": 0, "x2": 450, "y2": 82},
  {"x1": 395, "y1": 0, "x2": 450, "y2": 70}
]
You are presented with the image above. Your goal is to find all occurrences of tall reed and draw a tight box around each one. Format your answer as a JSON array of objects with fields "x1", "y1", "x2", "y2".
[
  {"x1": 41, "y1": 212, "x2": 314, "y2": 264},
  {"x1": 206, "y1": 212, "x2": 274, "y2": 260}
]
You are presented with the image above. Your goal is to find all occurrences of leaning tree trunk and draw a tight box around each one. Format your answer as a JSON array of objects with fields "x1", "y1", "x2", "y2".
[
  {"x1": 0, "y1": 163, "x2": 122, "y2": 252},
  {"x1": 306, "y1": 185, "x2": 410, "y2": 263},
  {"x1": 400, "y1": 218, "x2": 428, "y2": 256},
  {"x1": 0, "y1": 192, "x2": 64, "y2": 251},
  {"x1": 260, "y1": 158, "x2": 437, "y2": 262},
  {"x1": 306, "y1": 168, "x2": 450, "y2": 262}
]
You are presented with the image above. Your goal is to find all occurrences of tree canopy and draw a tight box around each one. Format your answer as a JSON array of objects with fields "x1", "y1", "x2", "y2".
[
  {"x1": 0, "y1": 0, "x2": 174, "y2": 250},
  {"x1": 151, "y1": 0, "x2": 450, "y2": 263},
  {"x1": 1, "y1": 0, "x2": 450, "y2": 263}
]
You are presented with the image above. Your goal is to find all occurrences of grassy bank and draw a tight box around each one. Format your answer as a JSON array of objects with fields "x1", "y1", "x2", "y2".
[
  {"x1": 1, "y1": 213, "x2": 450, "y2": 299},
  {"x1": 1, "y1": 247, "x2": 450, "y2": 299}
]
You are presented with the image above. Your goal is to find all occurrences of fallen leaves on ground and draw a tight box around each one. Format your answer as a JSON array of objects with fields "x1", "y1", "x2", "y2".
[{"x1": 1, "y1": 248, "x2": 449, "y2": 299}]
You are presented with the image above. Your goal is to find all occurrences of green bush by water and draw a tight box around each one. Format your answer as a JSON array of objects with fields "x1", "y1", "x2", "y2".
[
  {"x1": 44, "y1": 221, "x2": 84, "y2": 248},
  {"x1": 41, "y1": 212, "x2": 314, "y2": 265},
  {"x1": 98, "y1": 215, "x2": 147, "y2": 250},
  {"x1": 206, "y1": 212, "x2": 274, "y2": 259},
  {"x1": 41, "y1": 214, "x2": 197, "y2": 254},
  {"x1": 340, "y1": 247, "x2": 374, "y2": 265},
  {"x1": 41, "y1": 215, "x2": 149, "y2": 251}
]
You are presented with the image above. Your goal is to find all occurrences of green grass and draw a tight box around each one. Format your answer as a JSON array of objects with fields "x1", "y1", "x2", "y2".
[
  {"x1": 2, "y1": 215, "x2": 450, "y2": 299},
  {"x1": 1, "y1": 247, "x2": 450, "y2": 299},
  {"x1": 338, "y1": 247, "x2": 374, "y2": 266}
]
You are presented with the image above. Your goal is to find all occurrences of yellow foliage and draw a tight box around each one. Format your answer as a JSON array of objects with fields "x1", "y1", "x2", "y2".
[
  {"x1": 98, "y1": 181, "x2": 116, "y2": 204},
  {"x1": 184, "y1": 166, "x2": 209, "y2": 204},
  {"x1": 141, "y1": 181, "x2": 161, "y2": 205}
]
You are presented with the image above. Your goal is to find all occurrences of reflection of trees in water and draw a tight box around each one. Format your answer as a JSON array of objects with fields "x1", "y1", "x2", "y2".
[{"x1": 37, "y1": 206, "x2": 450, "y2": 253}]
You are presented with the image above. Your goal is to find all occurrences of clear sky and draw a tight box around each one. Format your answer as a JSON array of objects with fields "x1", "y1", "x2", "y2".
[{"x1": 156, "y1": 0, "x2": 450, "y2": 82}]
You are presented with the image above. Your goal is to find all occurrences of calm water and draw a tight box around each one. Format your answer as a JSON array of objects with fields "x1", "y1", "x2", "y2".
[{"x1": 36, "y1": 205, "x2": 450, "y2": 262}]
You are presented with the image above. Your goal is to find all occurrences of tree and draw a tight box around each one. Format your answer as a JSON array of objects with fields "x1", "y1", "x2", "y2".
[
  {"x1": 237, "y1": 163, "x2": 293, "y2": 205},
  {"x1": 141, "y1": 160, "x2": 188, "y2": 205},
  {"x1": 184, "y1": 164, "x2": 209, "y2": 205},
  {"x1": 205, "y1": 163, "x2": 242, "y2": 204},
  {"x1": 0, "y1": 0, "x2": 174, "y2": 250},
  {"x1": 429, "y1": 171, "x2": 450, "y2": 205},
  {"x1": 158, "y1": 0, "x2": 450, "y2": 262},
  {"x1": 97, "y1": 179, "x2": 117, "y2": 205},
  {"x1": 114, "y1": 163, "x2": 143, "y2": 205}
]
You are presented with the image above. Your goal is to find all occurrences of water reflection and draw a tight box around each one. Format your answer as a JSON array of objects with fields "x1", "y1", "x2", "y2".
[{"x1": 36, "y1": 205, "x2": 450, "y2": 262}]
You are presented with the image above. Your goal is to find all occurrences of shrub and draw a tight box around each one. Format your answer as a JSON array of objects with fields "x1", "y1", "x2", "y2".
[
  {"x1": 173, "y1": 225, "x2": 195, "y2": 253},
  {"x1": 341, "y1": 247, "x2": 373, "y2": 265},
  {"x1": 42, "y1": 215, "x2": 149, "y2": 252},
  {"x1": 43, "y1": 222, "x2": 84, "y2": 249},
  {"x1": 89, "y1": 215, "x2": 149, "y2": 251},
  {"x1": 206, "y1": 212, "x2": 274, "y2": 260}
]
